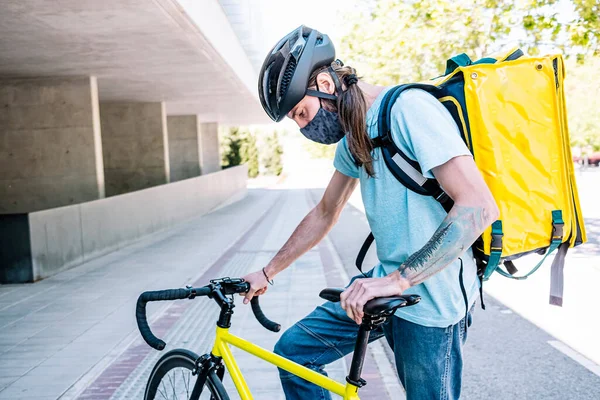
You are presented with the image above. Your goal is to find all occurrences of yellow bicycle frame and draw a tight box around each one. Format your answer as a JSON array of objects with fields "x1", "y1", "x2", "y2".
[{"x1": 210, "y1": 326, "x2": 361, "y2": 399}]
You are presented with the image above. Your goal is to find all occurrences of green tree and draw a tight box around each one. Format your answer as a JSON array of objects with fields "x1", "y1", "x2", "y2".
[
  {"x1": 340, "y1": 0, "x2": 518, "y2": 84},
  {"x1": 522, "y1": 0, "x2": 599, "y2": 59},
  {"x1": 340, "y1": 0, "x2": 600, "y2": 147},
  {"x1": 570, "y1": 0, "x2": 600, "y2": 57},
  {"x1": 221, "y1": 127, "x2": 243, "y2": 168},
  {"x1": 220, "y1": 126, "x2": 260, "y2": 177},
  {"x1": 262, "y1": 131, "x2": 284, "y2": 176},
  {"x1": 241, "y1": 129, "x2": 260, "y2": 178},
  {"x1": 565, "y1": 56, "x2": 600, "y2": 151},
  {"x1": 340, "y1": 0, "x2": 600, "y2": 85}
]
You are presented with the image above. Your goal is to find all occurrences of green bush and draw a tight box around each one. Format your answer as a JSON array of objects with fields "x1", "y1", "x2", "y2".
[
  {"x1": 221, "y1": 127, "x2": 243, "y2": 168},
  {"x1": 242, "y1": 130, "x2": 259, "y2": 178},
  {"x1": 262, "y1": 131, "x2": 284, "y2": 176},
  {"x1": 220, "y1": 126, "x2": 259, "y2": 178}
]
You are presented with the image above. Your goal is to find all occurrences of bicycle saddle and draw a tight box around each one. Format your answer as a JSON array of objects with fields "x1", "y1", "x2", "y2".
[{"x1": 319, "y1": 288, "x2": 420, "y2": 316}]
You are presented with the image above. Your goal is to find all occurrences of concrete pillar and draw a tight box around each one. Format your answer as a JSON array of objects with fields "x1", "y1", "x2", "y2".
[
  {"x1": 0, "y1": 76, "x2": 105, "y2": 213},
  {"x1": 100, "y1": 102, "x2": 170, "y2": 196},
  {"x1": 167, "y1": 115, "x2": 201, "y2": 182},
  {"x1": 199, "y1": 122, "x2": 221, "y2": 175}
]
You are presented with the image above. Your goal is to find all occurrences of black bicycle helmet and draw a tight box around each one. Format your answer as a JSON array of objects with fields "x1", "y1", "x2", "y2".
[{"x1": 258, "y1": 25, "x2": 336, "y2": 122}]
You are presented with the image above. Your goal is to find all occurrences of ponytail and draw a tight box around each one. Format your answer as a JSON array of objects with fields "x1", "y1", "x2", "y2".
[{"x1": 307, "y1": 63, "x2": 374, "y2": 176}]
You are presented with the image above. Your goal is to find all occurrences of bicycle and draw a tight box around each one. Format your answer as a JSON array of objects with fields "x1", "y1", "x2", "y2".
[{"x1": 136, "y1": 277, "x2": 420, "y2": 400}]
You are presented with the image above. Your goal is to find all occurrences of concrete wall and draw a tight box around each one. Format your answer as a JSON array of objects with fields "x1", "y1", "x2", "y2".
[
  {"x1": 20, "y1": 165, "x2": 247, "y2": 282},
  {"x1": 0, "y1": 76, "x2": 105, "y2": 213},
  {"x1": 100, "y1": 102, "x2": 170, "y2": 196},
  {"x1": 167, "y1": 115, "x2": 201, "y2": 182},
  {"x1": 199, "y1": 122, "x2": 221, "y2": 174}
]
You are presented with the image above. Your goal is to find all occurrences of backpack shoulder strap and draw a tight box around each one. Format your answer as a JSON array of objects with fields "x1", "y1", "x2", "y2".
[
  {"x1": 374, "y1": 84, "x2": 453, "y2": 212},
  {"x1": 355, "y1": 84, "x2": 455, "y2": 274}
]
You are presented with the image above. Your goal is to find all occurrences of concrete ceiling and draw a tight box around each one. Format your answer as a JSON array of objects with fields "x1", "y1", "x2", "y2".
[{"x1": 0, "y1": 0, "x2": 271, "y2": 124}]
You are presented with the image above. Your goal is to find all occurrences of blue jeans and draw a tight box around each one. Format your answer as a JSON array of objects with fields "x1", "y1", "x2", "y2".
[{"x1": 273, "y1": 291, "x2": 473, "y2": 399}]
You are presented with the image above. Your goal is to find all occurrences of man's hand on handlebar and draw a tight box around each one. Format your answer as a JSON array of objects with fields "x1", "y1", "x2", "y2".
[
  {"x1": 240, "y1": 269, "x2": 271, "y2": 304},
  {"x1": 136, "y1": 278, "x2": 282, "y2": 350}
]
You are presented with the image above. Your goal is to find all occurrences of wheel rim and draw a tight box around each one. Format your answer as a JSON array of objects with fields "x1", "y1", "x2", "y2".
[{"x1": 153, "y1": 366, "x2": 217, "y2": 400}]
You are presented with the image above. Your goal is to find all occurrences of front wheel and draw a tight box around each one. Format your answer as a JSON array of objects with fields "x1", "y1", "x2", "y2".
[{"x1": 144, "y1": 349, "x2": 229, "y2": 400}]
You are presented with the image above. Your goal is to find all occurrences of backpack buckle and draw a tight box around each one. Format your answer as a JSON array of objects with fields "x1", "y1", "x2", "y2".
[
  {"x1": 552, "y1": 221, "x2": 564, "y2": 241},
  {"x1": 490, "y1": 220, "x2": 503, "y2": 253},
  {"x1": 491, "y1": 232, "x2": 503, "y2": 252}
]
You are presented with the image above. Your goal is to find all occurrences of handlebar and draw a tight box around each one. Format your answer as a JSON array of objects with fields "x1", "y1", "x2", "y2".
[
  {"x1": 250, "y1": 296, "x2": 281, "y2": 332},
  {"x1": 135, "y1": 279, "x2": 280, "y2": 351}
]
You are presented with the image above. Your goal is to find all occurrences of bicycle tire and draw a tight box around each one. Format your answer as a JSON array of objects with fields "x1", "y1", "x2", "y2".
[{"x1": 144, "y1": 349, "x2": 229, "y2": 400}]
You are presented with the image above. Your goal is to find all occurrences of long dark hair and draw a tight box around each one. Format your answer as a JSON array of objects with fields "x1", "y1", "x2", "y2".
[{"x1": 307, "y1": 62, "x2": 374, "y2": 176}]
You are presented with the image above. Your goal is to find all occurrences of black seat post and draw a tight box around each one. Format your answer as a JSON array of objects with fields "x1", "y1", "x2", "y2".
[
  {"x1": 347, "y1": 313, "x2": 385, "y2": 388},
  {"x1": 347, "y1": 324, "x2": 370, "y2": 387}
]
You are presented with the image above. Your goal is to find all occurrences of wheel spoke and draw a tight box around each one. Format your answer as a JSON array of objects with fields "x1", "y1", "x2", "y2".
[
  {"x1": 181, "y1": 368, "x2": 190, "y2": 397},
  {"x1": 158, "y1": 380, "x2": 169, "y2": 400},
  {"x1": 169, "y1": 371, "x2": 177, "y2": 399},
  {"x1": 147, "y1": 354, "x2": 205, "y2": 400}
]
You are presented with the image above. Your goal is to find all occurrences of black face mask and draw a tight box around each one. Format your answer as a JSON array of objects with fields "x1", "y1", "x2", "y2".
[{"x1": 299, "y1": 107, "x2": 345, "y2": 145}]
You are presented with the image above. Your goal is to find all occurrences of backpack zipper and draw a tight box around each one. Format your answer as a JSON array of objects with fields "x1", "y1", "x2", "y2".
[{"x1": 553, "y1": 58, "x2": 559, "y2": 89}]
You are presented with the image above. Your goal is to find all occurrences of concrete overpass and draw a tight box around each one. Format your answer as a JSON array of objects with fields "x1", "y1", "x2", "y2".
[
  {"x1": 0, "y1": 0, "x2": 271, "y2": 283},
  {"x1": 0, "y1": 0, "x2": 266, "y2": 121}
]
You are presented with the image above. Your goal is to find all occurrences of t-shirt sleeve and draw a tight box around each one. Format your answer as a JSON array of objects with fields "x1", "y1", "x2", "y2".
[
  {"x1": 389, "y1": 88, "x2": 472, "y2": 179},
  {"x1": 333, "y1": 137, "x2": 359, "y2": 178}
]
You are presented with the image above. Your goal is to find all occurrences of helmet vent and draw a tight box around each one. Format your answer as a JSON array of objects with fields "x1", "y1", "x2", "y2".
[{"x1": 279, "y1": 57, "x2": 297, "y2": 98}]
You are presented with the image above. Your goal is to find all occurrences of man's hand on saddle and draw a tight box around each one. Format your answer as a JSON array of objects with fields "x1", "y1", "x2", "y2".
[{"x1": 341, "y1": 271, "x2": 411, "y2": 324}]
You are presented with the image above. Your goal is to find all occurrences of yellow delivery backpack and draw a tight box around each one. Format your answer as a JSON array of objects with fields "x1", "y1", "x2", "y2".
[{"x1": 356, "y1": 48, "x2": 587, "y2": 306}]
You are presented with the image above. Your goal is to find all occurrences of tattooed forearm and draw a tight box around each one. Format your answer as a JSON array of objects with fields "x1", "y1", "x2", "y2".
[{"x1": 398, "y1": 204, "x2": 491, "y2": 286}]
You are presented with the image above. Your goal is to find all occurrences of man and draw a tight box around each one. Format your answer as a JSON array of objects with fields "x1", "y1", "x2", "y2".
[{"x1": 243, "y1": 25, "x2": 498, "y2": 399}]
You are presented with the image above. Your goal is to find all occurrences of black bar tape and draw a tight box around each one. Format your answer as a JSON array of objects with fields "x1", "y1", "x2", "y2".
[
  {"x1": 250, "y1": 296, "x2": 281, "y2": 332},
  {"x1": 135, "y1": 287, "x2": 210, "y2": 350}
]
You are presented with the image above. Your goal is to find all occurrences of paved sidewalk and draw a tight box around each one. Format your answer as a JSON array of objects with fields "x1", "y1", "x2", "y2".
[
  {"x1": 0, "y1": 188, "x2": 399, "y2": 399},
  {"x1": 0, "y1": 190, "x2": 275, "y2": 399}
]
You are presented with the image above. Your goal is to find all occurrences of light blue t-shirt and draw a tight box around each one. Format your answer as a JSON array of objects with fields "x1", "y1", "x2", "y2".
[{"x1": 334, "y1": 87, "x2": 479, "y2": 328}]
